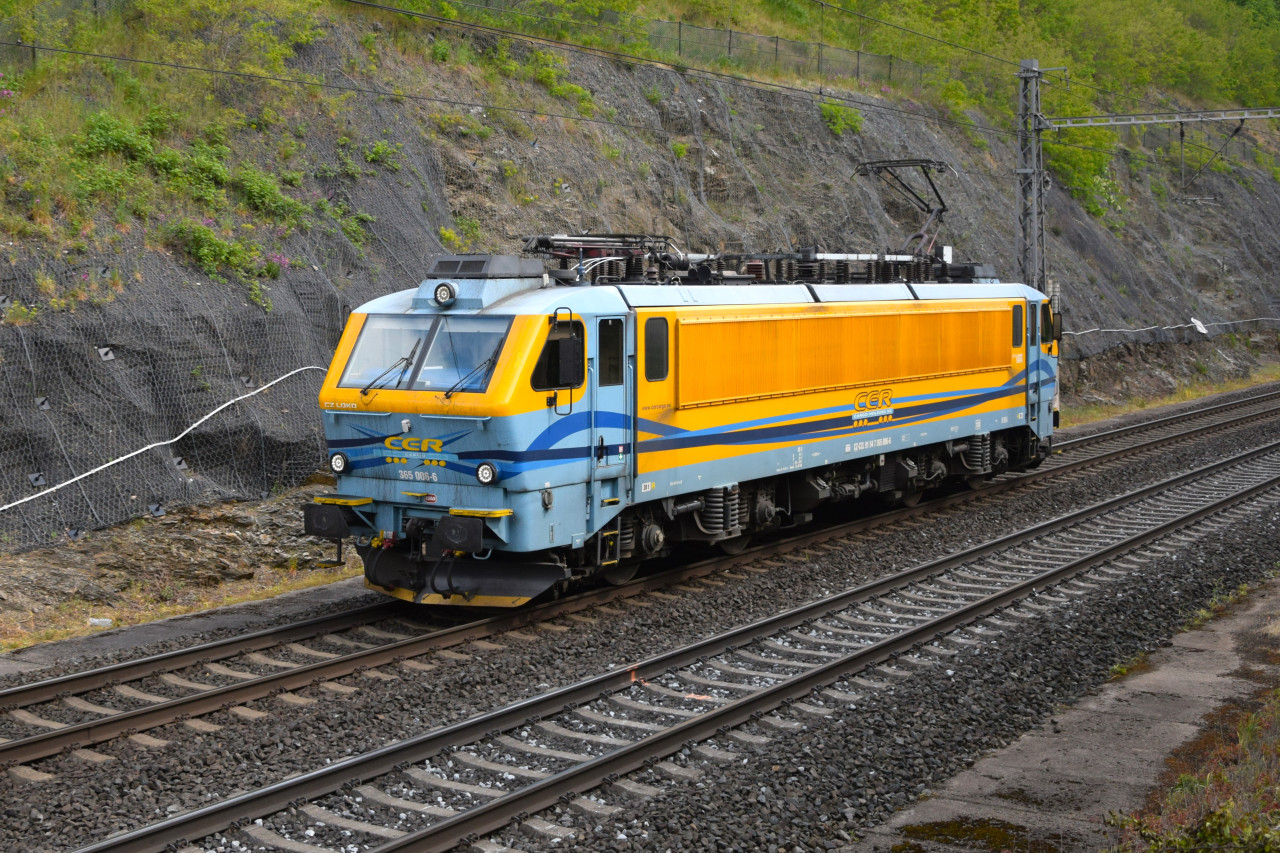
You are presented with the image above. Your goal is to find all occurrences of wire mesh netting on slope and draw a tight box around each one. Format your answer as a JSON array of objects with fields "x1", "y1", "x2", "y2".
[{"x1": 0, "y1": 258, "x2": 348, "y2": 551}]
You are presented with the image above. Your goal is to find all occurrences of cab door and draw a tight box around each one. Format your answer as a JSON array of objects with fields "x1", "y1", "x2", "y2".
[
  {"x1": 1038, "y1": 301, "x2": 1059, "y2": 431},
  {"x1": 1024, "y1": 299, "x2": 1040, "y2": 425},
  {"x1": 588, "y1": 316, "x2": 631, "y2": 529}
]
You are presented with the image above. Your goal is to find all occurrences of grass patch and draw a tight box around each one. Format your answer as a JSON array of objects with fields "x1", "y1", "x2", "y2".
[
  {"x1": 0, "y1": 0, "x2": 320, "y2": 292},
  {"x1": 1105, "y1": 684, "x2": 1280, "y2": 848},
  {"x1": 1060, "y1": 362, "x2": 1280, "y2": 429},
  {"x1": 1108, "y1": 650, "x2": 1151, "y2": 680},
  {"x1": 1182, "y1": 583, "x2": 1252, "y2": 633}
]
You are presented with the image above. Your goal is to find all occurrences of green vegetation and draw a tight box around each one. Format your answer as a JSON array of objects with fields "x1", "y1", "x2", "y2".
[
  {"x1": 819, "y1": 101, "x2": 863, "y2": 137},
  {"x1": 349, "y1": 0, "x2": 1280, "y2": 215},
  {"x1": 1105, "y1": 664, "x2": 1280, "y2": 848},
  {"x1": 363, "y1": 139, "x2": 403, "y2": 169},
  {"x1": 525, "y1": 50, "x2": 596, "y2": 116},
  {"x1": 0, "y1": 0, "x2": 331, "y2": 312},
  {"x1": 3, "y1": 0, "x2": 1280, "y2": 312}
]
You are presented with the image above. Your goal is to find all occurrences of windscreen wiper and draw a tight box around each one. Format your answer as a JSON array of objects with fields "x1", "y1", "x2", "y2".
[
  {"x1": 361, "y1": 338, "x2": 422, "y2": 396},
  {"x1": 443, "y1": 343, "x2": 502, "y2": 399}
]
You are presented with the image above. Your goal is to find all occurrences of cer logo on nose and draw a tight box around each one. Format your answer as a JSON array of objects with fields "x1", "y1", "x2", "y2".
[{"x1": 383, "y1": 436, "x2": 445, "y2": 453}]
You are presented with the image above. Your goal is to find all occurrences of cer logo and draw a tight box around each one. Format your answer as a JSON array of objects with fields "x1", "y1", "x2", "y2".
[
  {"x1": 383, "y1": 436, "x2": 445, "y2": 453},
  {"x1": 853, "y1": 389, "x2": 892, "y2": 411}
]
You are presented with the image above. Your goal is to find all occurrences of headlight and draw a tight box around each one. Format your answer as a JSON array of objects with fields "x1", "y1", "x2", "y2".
[
  {"x1": 330, "y1": 452, "x2": 349, "y2": 474},
  {"x1": 433, "y1": 282, "x2": 457, "y2": 307},
  {"x1": 475, "y1": 462, "x2": 497, "y2": 485}
]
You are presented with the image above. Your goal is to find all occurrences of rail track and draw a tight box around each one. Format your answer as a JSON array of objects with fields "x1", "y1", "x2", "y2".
[
  {"x1": 70, "y1": 434, "x2": 1280, "y2": 853},
  {"x1": 4, "y1": 386, "x2": 1280, "y2": 774}
]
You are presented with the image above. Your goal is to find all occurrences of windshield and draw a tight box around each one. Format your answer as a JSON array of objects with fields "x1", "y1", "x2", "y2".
[
  {"x1": 338, "y1": 315, "x2": 426, "y2": 391},
  {"x1": 415, "y1": 316, "x2": 510, "y2": 393},
  {"x1": 338, "y1": 314, "x2": 511, "y2": 394}
]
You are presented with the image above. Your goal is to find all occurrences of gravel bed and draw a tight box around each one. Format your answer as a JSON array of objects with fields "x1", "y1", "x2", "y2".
[
  {"x1": 503, "y1": 501, "x2": 1280, "y2": 852},
  {"x1": 1, "y1": 404, "x2": 1278, "y2": 850}
]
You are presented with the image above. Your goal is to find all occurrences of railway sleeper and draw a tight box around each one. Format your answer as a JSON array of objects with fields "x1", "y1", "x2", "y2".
[
  {"x1": 731, "y1": 649, "x2": 819, "y2": 670},
  {"x1": 403, "y1": 767, "x2": 503, "y2": 799},
  {"x1": 497, "y1": 734, "x2": 594, "y2": 763},
  {"x1": 675, "y1": 669, "x2": 763, "y2": 692},
  {"x1": 536, "y1": 721, "x2": 632, "y2": 748},
  {"x1": 356, "y1": 784, "x2": 457, "y2": 818}
]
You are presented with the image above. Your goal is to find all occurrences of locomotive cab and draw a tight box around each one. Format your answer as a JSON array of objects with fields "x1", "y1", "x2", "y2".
[{"x1": 306, "y1": 254, "x2": 636, "y2": 606}]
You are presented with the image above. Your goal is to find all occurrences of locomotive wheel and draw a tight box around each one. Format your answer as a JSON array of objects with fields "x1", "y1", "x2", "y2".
[
  {"x1": 900, "y1": 488, "x2": 923, "y2": 507},
  {"x1": 602, "y1": 562, "x2": 639, "y2": 585},
  {"x1": 719, "y1": 534, "x2": 750, "y2": 555},
  {"x1": 965, "y1": 474, "x2": 987, "y2": 491}
]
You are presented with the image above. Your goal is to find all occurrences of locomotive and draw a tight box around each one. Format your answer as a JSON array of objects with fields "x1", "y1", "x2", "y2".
[{"x1": 304, "y1": 233, "x2": 1059, "y2": 606}]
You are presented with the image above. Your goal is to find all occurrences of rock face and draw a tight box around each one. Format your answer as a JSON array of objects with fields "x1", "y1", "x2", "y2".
[{"x1": 0, "y1": 24, "x2": 1278, "y2": 549}]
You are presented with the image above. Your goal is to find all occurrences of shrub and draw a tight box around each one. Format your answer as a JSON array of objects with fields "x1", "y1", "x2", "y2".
[
  {"x1": 438, "y1": 226, "x2": 466, "y2": 251},
  {"x1": 820, "y1": 101, "x2": 864, "y2": 136},
  {"x1": 363, "y1": 140, "x2": 402, "y2": 169},
  {"x1": 162, "y1": 218, "x2": 254, "y2": 275},
  {"x1": 527, "y1": 50, "x2": 595, "y2": 116},
  {"x1": 3, "y1": 299, "x2": 37, "y2": 325},
  {"x1": 230, "y1": 164, "x2": 308, "y2": 223},
  {"x1": 77, "y1": 113, "x2": 154, "y2": 160}
]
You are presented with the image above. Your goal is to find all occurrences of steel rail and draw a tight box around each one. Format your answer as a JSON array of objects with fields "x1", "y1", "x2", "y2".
[
  {"x1": 11, "y1": 395, "x2": 1280, "y2": 766},
  {"x1": 0, "y1": 506, "x2": 943, "y2": 766},
  {"x1": 0, "y1": 601, "x2": 400, "y2": 710},
  {"x1": 386, "y1": 463, "x2": 1280, "y2": 853},
  {"x1": 71, "y1": 439, "x2": 1280, "y2": 853}
]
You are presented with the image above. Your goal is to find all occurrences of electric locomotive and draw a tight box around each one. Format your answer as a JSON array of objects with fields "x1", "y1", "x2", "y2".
[{"x1": 305, "y1": 234, "x2": 1060, "y2": 606}]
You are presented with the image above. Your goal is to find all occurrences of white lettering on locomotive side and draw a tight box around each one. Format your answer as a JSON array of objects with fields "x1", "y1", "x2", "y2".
[{"x1": 851, "y1": 407, "x2": 894, "y2": 426}]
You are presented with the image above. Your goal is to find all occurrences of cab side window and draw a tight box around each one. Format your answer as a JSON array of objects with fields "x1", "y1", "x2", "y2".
[
  {"x1": 599, "y1": 319, "x2": 624, "y2": 386},
  {"x1": 1011, "y1": 305, "x2": 1023, "y2": 346},
  {"x1": 531, "y1": 321, "x2": 585, "y2": 390},
  {"x1": 645, "y1": 317, "x2": 669, "y2": 381},
  {"x1": 1041, "y1": 303, "x2": 1053, "y2": 343}
]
